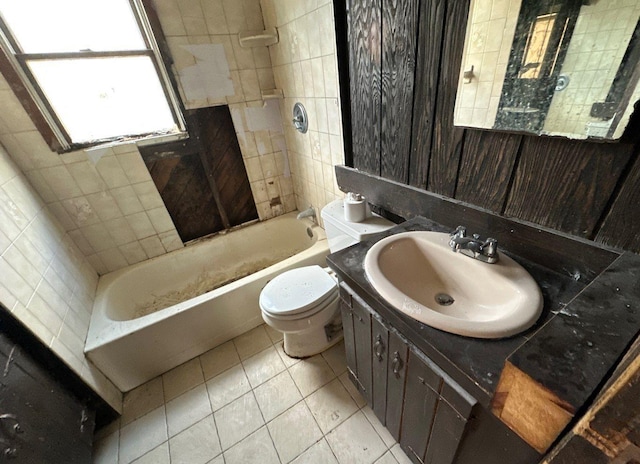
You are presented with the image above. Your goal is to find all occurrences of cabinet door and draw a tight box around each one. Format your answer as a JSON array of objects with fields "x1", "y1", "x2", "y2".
[
  {"x1": 400, "y1": 348, "x2": 442, "y2": 462},
  {"x1": 340, "y1": 299, "x2": 359, "y2": 386},
  {"x1": 371, "y1": 317, "x2": 388, "y2": 420},
  {"x1": 385, "y1": 330, "x2": 408, "y2": 441},
  {"x1": 400, "y1": 348, "x2": 476, "y2": 464},
  {"x1": 351, "y1": 295, "x2": 373, "y2": 403}
]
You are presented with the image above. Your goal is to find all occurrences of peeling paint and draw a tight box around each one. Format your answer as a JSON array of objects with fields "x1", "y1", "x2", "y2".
[{"x1": 179, "y1": 44, "x2": 235, "y2": 101}]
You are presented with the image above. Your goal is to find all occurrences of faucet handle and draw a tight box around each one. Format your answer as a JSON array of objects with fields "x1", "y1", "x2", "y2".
[
  {"x1": 483, "y1": 238, "x2": 498, "y2": 257},
  {"x1": 450, "y1": 225, "x2": 466, "y2": 238}
]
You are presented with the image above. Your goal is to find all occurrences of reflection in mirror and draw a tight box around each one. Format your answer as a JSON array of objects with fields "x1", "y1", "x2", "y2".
[{"x1": 454, "y1": 0, "x2": 640, "y2": 140}]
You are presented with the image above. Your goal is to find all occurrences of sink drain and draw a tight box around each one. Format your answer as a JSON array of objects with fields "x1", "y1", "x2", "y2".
[{"x1": 435, "y1": 293, "x2": 454, "y2": 306}]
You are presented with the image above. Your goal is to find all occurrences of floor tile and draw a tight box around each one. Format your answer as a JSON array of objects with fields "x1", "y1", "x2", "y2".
[
  {"x1": 289, "y1": 354, "x2": 336, "y2": 396},
  {"x1": 374, "y1": 451, "x2": 399, "y2": 464},
  {"x1": 122, "y1": 377, "x2": 164, "y2": 426},
  {"x1": 326, "y1": 411, "x2": 387, "y2": 464},
  {"x1": 268, "y1": 401, "x2": 323, "y2": 463},
  {"x1": 206, "y1": 363, "x2": 252, "y2": 411},
  {"x1": 200, "y1": 340, "x2": 241, "y2": 380},
  {"x1": 390, "y1": 444, "x2": 412, "y2": 464},
  {"x1": 291, "y1": 438, "x2": 339, "y2": 464},
  {"x1": 214, "y1": 391, "x2": 265, "y2": 450},
  {"x1": 233, "y1": 325, "x2": 272, "y2": 360},
  {"x1": 254, "y1": 370, "x2": 302, "y2": 422},
  {"x1": 322, "y1": 339, "x2": 347, "y2": 375},
  {"x1": 166, "y1": 384, "x2": 213, "y2": 437},
  {"x1": 207, "y1": 455, "x2": 224, "y2": 464},
  {"x1": 243, "y1": 345, "x2": 287, "y2": 388},
  {"x1": 306, "y1": 378, "x2": 358, "y2": 433},
  {"x1": 168, "y1": 415, "x2": 221, "y2": 464},
  {"x1": 362, "y1": 406, "x2": 396, "y2": 448},
  {"x1": 162, "y1": 358, "x2": 204, "y2": 402},
  {"x1": 131, "y1": 442, "x2": 170, "y2": 464},
  {"x1": 119, "y1": 406, "x2": 168, "y2": 464},
  {"x1": 338, "y1": 371, "x2": 367, "y2": 408},
  {"x1": 223, "y1": 427, "x2": 280, "y2": 464}
]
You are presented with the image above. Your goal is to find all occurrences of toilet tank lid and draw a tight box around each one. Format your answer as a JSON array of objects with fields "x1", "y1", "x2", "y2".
[
  {"x1": 321, "y1": 199, "x2": 395, "y2": 241},
  {"x1": 260, "y1": 265, "x2": 337, "y2": 315}
]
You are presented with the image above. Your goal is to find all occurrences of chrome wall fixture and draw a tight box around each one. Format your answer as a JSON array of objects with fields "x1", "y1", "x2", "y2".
[{"x1": 292, "y1": 102, "x2": 308, "y2": 134}]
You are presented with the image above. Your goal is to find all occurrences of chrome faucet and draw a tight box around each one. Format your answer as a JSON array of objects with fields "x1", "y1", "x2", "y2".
[
  {"x1": 448, "y1": 226, "x2": 499, "y2": 264},
  {"x1": 296, "y1": 206, "x2": 316, "y2": 222}
]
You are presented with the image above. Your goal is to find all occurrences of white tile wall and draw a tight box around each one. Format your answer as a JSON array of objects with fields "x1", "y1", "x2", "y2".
[
  {"x1": 455, "y1": 0, "x2": 522, "y2": 129},
  {"x1": 0, "y1": 73, "x2": 183, "y2": 276},
  {"x1": 154, "y1": 0, "x2": 295, "y2": 220},
  {"x1": 544, "y1": 1, "x2": 640, "y2": 137},
  {"x1": 261, "y1": 0, "x2": 346, "y2": 219},
  {"x1": 0, "y1": 143, "x2": 122, "y2": 411}
]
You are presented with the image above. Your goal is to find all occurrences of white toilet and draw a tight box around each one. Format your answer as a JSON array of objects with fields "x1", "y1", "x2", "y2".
[{"x1": 259, "y1": 199, "x2": 395, "y2": 358}]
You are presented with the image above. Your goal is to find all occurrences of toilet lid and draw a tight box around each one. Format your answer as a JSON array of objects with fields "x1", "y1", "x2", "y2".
[{"x1": 260, "y1": 265, "x2": 337, "y2": 316}]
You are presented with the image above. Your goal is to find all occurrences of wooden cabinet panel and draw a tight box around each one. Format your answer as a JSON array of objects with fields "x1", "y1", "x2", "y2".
[
  {"x1": 386, "y1": 330, "x2": 408, "y2": 441},
  {"x1": 351, "y1": 295, "x2": 373, "y2": 403},
  {"x1": 400, "y1": 348, "x2": 442, "y2": 462},
  {"x1": 339, "y1": 282, "x2": 475, "y2": 463},
  {"x1": 371, "y1": 317, "x2": 389, "y2": 420}
]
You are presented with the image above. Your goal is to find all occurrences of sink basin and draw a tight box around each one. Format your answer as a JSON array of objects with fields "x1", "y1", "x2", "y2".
[{"x1": 364, "y1": 231, "x2": 543, "y2": 338}]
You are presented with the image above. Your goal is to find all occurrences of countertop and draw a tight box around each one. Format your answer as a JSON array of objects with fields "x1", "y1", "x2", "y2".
[{"x1": 326, "y1": 216, "x2": 640, "y2": 411}]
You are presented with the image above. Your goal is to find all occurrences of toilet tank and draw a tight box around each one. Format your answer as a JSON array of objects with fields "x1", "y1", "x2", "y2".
[{"x1": 320, "y1": 199, "x2": 395, "y2": 253}]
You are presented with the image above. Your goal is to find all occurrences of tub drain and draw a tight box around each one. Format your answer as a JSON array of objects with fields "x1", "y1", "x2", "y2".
[{"x1": 435, "y1": 293, "x2": 454, "y2": 306}]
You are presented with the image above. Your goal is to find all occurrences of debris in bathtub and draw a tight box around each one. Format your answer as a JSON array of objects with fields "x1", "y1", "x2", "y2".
[{"x1": 132, "y1": 254, "x2": 297, "y2": 318}]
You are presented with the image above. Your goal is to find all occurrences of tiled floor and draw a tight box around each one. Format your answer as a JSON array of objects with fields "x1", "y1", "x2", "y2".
[{"x1": 93, "y1": 324, "x2": 412, "y2": 464}]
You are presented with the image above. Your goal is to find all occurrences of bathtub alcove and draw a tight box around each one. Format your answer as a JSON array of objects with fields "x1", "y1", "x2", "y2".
[{"x1": 85, "y1": 212, "x2": 329, "y2": 392}]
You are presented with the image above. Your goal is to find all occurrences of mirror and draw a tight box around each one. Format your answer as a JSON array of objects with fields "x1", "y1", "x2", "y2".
[{"x1": 454, "y1": 0, "x2": 640, "y2": 140}]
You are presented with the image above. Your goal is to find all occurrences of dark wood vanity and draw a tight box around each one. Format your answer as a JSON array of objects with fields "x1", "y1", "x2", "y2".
[{"x1": 326, "y1": 168, "x2": 640, "y2": 463}]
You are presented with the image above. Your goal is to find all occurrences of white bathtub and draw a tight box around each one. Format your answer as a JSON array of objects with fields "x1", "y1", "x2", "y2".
[{"x1": 85, "y1": 212, "x2": 329, "y2": 392}]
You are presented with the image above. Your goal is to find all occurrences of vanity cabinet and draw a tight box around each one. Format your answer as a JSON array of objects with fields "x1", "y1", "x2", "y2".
[{"x1": 340, "y1": 282, "x2": 477, "y2": 464}]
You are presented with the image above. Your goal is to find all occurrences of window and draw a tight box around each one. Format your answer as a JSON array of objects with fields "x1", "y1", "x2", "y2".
[{"x1": 0, "y1": 0, "x2": 185, "y2": 151}]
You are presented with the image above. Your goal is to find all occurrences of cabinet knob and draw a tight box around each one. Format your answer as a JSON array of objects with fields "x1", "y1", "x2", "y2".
[
  {"x1": 391, "y1": 351, "x2": 403, "y2": 377},
  {"x1": 374, "y1": 334, "x2": 385, "y2": 361}
]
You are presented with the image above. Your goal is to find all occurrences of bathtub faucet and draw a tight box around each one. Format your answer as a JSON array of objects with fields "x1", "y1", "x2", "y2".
[{"x1": 296, "y1": 206, "x2": 316, "y2": 222}]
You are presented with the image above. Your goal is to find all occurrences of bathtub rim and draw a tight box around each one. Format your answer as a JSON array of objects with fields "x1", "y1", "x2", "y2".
[{"x1": 85, "y1": 214, "x2": 327, "y2": 352}]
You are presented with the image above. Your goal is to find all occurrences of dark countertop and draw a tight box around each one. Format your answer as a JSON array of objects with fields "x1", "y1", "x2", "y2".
[{"x1": 326, "y1": 217, "x2": 640, "y2": 410}]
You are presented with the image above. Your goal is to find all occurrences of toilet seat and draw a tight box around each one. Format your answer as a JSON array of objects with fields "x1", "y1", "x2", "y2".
[{"x1": 260, "y1": 265, "x2": 338, "y2": 319}]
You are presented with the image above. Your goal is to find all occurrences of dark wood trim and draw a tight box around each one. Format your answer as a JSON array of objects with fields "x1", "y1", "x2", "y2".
[
  {"x1": 333, "y1": 0, "x2": 353, "y2": 167},
  {"x1": 0, "y1": 47, "x2": 63, "y2": 152},
  {"x1": 335, "y1": 165, "x2": 619, "y2": 282}
]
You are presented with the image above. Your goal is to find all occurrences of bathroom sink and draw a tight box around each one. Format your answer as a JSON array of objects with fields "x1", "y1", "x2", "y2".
[{"x1": 364, "y1": 231, "x2": 543, "y2": 338}]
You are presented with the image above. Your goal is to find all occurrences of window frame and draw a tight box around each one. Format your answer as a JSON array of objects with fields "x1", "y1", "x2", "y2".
[{"x1": 0, "y1": 0, "x2": 186, "y2": 152}]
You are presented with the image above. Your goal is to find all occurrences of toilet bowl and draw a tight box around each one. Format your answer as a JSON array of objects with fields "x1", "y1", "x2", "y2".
[
  {"x1": 259, "y1": 199, "x2": 395, "y2": 358},
  {"x1": 260, "y1": 265, "x2": 341, "y2": 358}
]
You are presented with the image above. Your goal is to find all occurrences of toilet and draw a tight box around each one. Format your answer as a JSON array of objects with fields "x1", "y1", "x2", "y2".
[{"x1": 259, "y1": 199, "x2": 395, "y2": 358}]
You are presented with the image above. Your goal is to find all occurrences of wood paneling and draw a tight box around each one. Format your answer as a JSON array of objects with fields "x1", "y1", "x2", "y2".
[
  {"x1": 141, "y1": 105, "x2": 257, "y2": 242},
  {"x1": 380, "y1": 0, "x2": 419, "y2": 183},
  {"x1": 348, "y1": 0, "x2": 382, "y2": 175},
  {"x1": 193, "y1": 106, "x2": 258, "y2": 227},
  {"x1": 409, "y1": 0, "x2": 445, "y2": 188},
  {"x1": 455, "y1": 130, "x2": 522, "y2": 213},
  {"x1": 342, "y1": 0, "x2": 640, "y2": 253},
  {"x1": 596, "y1": 152, "x2": 640, "y2": 250},
  {"x1": 504, "y1": 138, "x2": 633, "y2": 237},
  {"x1": 427, "y1": 0, "x2": 469, "y2": 197}
]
